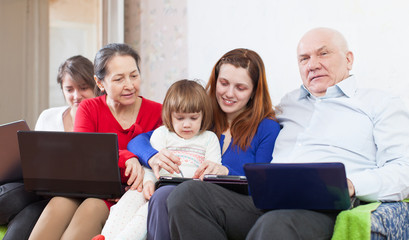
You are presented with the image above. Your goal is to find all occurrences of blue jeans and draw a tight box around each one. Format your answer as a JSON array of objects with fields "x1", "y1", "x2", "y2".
[{"x1": 147, "y1": 185, "x2": 175, "y2": 240}]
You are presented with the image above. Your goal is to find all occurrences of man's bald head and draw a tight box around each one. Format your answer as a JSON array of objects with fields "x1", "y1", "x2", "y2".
[{"x1": 296, "y1": 28, "x2": 354, "y2": 97}]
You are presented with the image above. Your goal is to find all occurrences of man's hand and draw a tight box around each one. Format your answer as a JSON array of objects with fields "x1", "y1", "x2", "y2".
[
  {"x1": 193, "y1": 161, "x2": 229, "y2": 179},
  {"x1": 347, "y1": 178, "x2": 355, "y2": 197},
  {"x1": 148, "y1": 149, "x2": 181, "y2": 179},
  {"x1": 124, "y1": 157, "x2": 144, "y2": 191}
]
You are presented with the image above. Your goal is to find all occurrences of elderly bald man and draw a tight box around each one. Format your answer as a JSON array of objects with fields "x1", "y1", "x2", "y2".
[{"x1": 167, "y1": 28, "x2": 409, "y2": 240}]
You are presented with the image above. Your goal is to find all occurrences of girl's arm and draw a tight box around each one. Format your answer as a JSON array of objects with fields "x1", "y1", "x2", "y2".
[
  {"x1": 142, "y1": 166, "x2": 156, "y2": 200},
  {"x1": 149, "y1": 126, "x2": 181, "y2": 178},
  {"x1": 204, "y1": 131, "x2": 222, "y2": 164},
  {"x1": 193, "y1": 132, "x2": 228, "y2": 178}
]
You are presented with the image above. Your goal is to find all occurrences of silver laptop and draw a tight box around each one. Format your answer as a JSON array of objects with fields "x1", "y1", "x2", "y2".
[{"x1": 17, "y1": 131, "x2": 126, "y2": 199}]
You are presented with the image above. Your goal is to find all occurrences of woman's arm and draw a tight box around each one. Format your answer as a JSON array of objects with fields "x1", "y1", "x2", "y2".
[
  {"x1": 127, "y1": 131, "x2": 157, "y2": 167},
  {"x1": 254, "y1": 119, "x2": 281, "y2": 163}
]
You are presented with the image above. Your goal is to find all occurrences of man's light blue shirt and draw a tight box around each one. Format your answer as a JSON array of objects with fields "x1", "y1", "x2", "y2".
[{"x1": 273, "y1": 76, "x2": 409, "y2": 202}]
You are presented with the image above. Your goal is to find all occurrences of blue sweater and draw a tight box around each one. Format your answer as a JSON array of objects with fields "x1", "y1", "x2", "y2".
[{"x1": 127, "y1": 118, "x2": 281, "y2": 176}]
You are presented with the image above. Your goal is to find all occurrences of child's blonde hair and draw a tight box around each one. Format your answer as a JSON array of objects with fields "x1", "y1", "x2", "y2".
[{"x1": 162, "y1": 79, "x2": 213, "y2": 134}]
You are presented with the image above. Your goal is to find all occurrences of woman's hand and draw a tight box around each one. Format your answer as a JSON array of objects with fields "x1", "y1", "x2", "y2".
[
  {"x1": 193, "y1": 161, "x2": 229, "y2": 180},
  {"x1": 143, "y1": 181, "x2": 155, "y2": 200},
  {"x1": 124, "y1": 157, "x2": 144, "y2": 191},
  {"x1": 148, "y1": 149, "x2": 181, "y2": 179}
]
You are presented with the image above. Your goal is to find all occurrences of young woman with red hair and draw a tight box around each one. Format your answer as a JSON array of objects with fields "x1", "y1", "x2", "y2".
[{"x1": 127, "y1": 48, "x2": 281, "y2": 240}]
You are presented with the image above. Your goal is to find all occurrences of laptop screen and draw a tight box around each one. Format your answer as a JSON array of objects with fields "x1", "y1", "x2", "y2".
[
  {"x1": 0, "y1": 120, "x2": 29, "y2": 184},
  {"x1": 243, "y1": 162, "x2": 351, "y2": 211},
  {"x1": 17, "y1": 131, "x2": 124, "y2": 199}
]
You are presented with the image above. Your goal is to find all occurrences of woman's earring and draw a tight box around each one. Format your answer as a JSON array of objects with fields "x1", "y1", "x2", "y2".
[{"x1": 97, "y1": 83, "x2": 104, "y2": 92}]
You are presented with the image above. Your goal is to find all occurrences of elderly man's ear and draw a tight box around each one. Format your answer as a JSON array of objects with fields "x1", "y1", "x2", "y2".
[{"x1": 346, "y1": 51, "x2": 354, "y2": 71}]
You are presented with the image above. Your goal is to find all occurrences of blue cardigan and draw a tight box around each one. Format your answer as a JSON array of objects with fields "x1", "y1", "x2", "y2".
[{"x1": 127, "y1": 118, "x2": 281, "y2": 176}]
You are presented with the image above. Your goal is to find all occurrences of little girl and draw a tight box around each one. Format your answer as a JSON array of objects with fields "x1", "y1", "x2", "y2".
[{"x1": 94, "y1": 79, "x2": 222, "y2": 240}]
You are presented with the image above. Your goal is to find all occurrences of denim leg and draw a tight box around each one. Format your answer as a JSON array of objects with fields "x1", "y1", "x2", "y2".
[{"x1": 147, "y1": 185, "x2": 175, "y2": 240}]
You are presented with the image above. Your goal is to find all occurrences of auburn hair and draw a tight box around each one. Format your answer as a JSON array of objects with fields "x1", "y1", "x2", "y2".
[
  {"x1": 206, "y1": 48, "x2": 276, "y2": 150},
  {"x1": 162, "y1": 79, "x2": 213, "y2": 134}
]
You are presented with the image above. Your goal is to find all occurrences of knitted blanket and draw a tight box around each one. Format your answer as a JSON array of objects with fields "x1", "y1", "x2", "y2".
[{"x1": 332, "y1": 199, "x2": 409, "y2": 240}]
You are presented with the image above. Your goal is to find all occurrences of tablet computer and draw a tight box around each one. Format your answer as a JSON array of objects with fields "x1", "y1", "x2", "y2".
[
  {"x1": 154, "y1": 176, "x2": 196, "y2": 190},
  {"x1": 203, "y1": 174, "x2": 248, "y2": 195},
  {"x1": 154, "y1": 175, "x2": 248, "y2": 195}
]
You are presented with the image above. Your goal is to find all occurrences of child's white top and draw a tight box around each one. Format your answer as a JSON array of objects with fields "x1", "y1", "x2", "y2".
[{"x1": 144, "y1": 125, "x2": 222, "y2": 183}]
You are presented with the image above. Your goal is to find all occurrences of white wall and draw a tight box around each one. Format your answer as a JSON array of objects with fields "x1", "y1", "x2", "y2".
[
  {"x1": 187, "y1": 0, "x2": 409, "y2": 107},
  {"x1": 49, "y1": 21, "x2": 98, "y2": 107},
  {"x1": 48, "y1": 0, "x2": 101, "y2": 108}
]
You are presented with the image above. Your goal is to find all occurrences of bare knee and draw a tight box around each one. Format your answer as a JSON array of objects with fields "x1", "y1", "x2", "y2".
[
  {"x1": 58, "y1": 198, "x2": 108, "y2": 240},
  {"x1": 29, "y1": 197, "x2": 81, "y2": 240},
  {"x1": 75, "y1": 198, "x2": 109, "y2": 225},
  {"x1": 42, "y1": 197, "x2": 81, "y2": 217}
]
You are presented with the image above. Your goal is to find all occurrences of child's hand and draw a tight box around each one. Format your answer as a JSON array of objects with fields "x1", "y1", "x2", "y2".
[
  {"x1": 125, "y1": 157, "x2": 145, "y2": 192},
  {"x1": 143, "y1": 181, "x2": 155, "y2": 200},
  {"x1": 193, "y1": 161, "x2": 229, "y2": 179}
]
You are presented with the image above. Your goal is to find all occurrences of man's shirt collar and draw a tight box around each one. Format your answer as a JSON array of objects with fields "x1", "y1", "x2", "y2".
[{"x1": 298, "y1": 75, "x2": 356, "y2": 100}]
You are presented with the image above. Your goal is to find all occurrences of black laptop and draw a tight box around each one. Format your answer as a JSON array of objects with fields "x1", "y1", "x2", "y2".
[
  {"x1": 0, "y1": 120, "x2": 29, "y2": 184},
  {"x1": 243, "y1": 162, "x2": 351, "y2": 211},
  {"x1": 17, "y1": 131, "x2": 125, "y2": 199}
]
